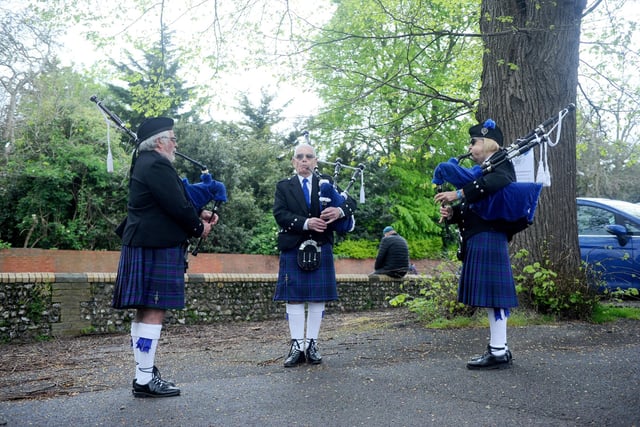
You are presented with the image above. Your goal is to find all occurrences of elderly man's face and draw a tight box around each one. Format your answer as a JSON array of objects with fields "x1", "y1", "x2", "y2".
[
  {"x1": 156, "y1": 131, "x2": 177, "y2": 162},
  {"x1": 292, "y1": 145, "x2": 317, "y2": 177}
]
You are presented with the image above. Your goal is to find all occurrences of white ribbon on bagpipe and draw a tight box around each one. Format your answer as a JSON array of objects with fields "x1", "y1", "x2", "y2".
[
  {"x1": 536, "y1": 108, "x2": 567, "y2": 187},
  {"x1": 97, "y1": 108, "x2": 114, "y2": 173},
  {"x1": 516, "y1": 108, "x2": 570, "y2": 188}
]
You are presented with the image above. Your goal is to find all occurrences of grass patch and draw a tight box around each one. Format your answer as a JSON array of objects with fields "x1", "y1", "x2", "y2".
[
  {"x1": 591, "y1": 303, "x2": 640, "y2": 323},
  {"x1": 420, "y1": 306, "x2": 616, "y2": 329},
  {"x1": 422, "y1": 308, "x2": 554, "y2": 329}
]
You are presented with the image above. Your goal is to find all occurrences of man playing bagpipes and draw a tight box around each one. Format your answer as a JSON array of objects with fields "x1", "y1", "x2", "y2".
[
  {"x1": 111, "y1": 117, "x2": 222, "y2": 397},
  {"x1": 273, "y1": 139, "x2": 358, "y2": 367},
  {"x1": 91, "y1": 96, "x2": 229, "y2": 396},
  {"x1": 434, "y1": 119, "x2": 542, "y2": 370}
]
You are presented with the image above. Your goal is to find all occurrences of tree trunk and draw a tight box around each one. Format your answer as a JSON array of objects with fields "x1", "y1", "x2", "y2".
[{"x1": 478, "y1": 0, "x2": 586, "y2": 275}]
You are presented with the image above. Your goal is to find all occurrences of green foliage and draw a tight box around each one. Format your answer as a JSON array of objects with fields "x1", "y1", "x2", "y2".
[
  {"x1": 334, "y1": 238, "x2": 379, "y2": 259},
  {"x1": 0, "y1": 64, "x2": 130, "y2": 250},
  {"x1": 299, "y1": 0, "x2": 483, "y2": 250},
  {"x1": 245, "y1": 214, "x2": 279, "y2": 255},
  {"x1": 607, "y1": 286, "x2": 640, "y2": 301},
  {"x1": 108, "y1": 29, "x2": 196, "y2": 125},
  {"x1": 389, "y1": 263, "x2": 473, "y2": 322},
  {"x1": 308, "y1": 0, "x2": 481, "y2": 158},
  {"x1": 591, "y1": 303, "x2": 640, "y2": 323},
  {"x1": 407, "y1": 238, "x2": 443, "y2": 260},
  {"x1": 513, "y1": 249, "x2": 599, "y2": 320}
]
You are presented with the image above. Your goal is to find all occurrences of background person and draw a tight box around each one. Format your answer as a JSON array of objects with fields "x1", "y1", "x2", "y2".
[
  {"x1": 435, "y1": 119, "x2": 517, "y2": 370},
  {"x1": 273, "y1": 141, "x2": 356, "y2": 367},
  {"x1": 372, "y1": 226, "x2": 410, "y2": 278},
  {"x1": 112, "y1": 117, "x2": 217, "y2": 397}
]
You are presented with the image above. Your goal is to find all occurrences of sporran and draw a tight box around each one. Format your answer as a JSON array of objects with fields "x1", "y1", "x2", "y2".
[{"x1": 297, "y1": 239, "x2": 321, "y2": 271}]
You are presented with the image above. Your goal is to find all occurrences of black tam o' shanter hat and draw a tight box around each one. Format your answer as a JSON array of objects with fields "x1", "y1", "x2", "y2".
[
  {"x1": 469, "y1": 119, "x2": 504, "y2": 147},
  {"x1": 136, "y1": 117, "x2": 174, "y2": 142}
]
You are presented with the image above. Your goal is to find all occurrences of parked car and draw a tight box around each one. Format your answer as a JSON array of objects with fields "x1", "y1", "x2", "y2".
[{"x1": 577, "y1": 197, "x2": 640, "y2": 291}]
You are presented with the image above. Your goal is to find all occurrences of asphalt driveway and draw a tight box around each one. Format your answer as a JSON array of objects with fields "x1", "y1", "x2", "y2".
[{"x1": 1, "y1": 308, "x2": 639, "y2": 426}]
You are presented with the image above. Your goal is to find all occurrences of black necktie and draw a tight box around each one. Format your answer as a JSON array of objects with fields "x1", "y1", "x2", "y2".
[{"x1": 302, "y1": 178, "x2": 310, "y2": 208}]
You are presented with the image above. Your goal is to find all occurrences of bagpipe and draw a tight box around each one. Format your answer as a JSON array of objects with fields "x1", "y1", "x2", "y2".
[
  {"x1": 432, "y1": 104, "x2": 575, "y2": 227},
  {"x1": 302, "y1": 131, "x2": 365, "y2": 234},
  {"x1": 90, "y1": 96, "x2": 227, "y2": 255}
]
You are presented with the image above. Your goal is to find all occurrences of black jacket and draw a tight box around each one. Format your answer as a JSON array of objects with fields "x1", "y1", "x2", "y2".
[
  {"x1": 273, "y1": 174, "x2": 356, "y2": 251},
  {"x1": 119, "y1": 151, "x2": 203, "y2": 248},
  {"x1": 374, "y1": 233, "x2": 410, "y2": 277}
]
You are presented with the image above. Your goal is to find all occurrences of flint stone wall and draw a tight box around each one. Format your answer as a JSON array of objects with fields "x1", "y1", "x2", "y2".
[{"x1": 0, "y1": 273, "x2": 424, "y2": 342}]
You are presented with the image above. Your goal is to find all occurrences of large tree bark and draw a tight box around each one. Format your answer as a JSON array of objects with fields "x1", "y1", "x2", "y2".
[{"x1": 478, "y1": 0, "x2": 586, "y2": 275}]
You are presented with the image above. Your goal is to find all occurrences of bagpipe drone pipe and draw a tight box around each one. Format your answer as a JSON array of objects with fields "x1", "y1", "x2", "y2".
[
  {"x1": 90, "y1": 96, "x2": 227, "y2": 255},
  {"x1": 432, "y1": 104, "x2": 574, "y2": 226}
]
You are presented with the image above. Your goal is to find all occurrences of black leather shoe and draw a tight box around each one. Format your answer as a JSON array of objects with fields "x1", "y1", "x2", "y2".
[
  {"x1": 131, "y1": 366, "x2": 175, "y2": 390},
  {"x1": 466, "y1": 346, "x2": 512, "y2": 370},
  {"x1": 305, "y1": 339, "x2": 322, "y2": 365},
  {"x1": 152, "y1": 366, "x2": 175, "y2": 386},
  {"x1": 132, "y1": 376, "x2": 181, "y2": 397},
  {"x1": 284, "y1": 340, "x2": 306, "y2": 367},
  {"x1": 132, "y1": 368, "x2": 180, "y2": 398}
]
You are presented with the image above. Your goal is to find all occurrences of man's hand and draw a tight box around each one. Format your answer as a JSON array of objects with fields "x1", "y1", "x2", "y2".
[
  {"x1": 307, "y1": 217, "x2": 328, "y2": 232},
  {"x1": 320, "y1": 206, "x2": 342, "y2": 224}
]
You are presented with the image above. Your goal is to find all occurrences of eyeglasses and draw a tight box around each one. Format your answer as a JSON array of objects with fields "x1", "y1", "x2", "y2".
[
  {"x1": 469, "y1": 138, "x2": 483, "y2": 146},
  {"x1": 161, "y1": 136, "x2": 178, "y2": 143},
  {"x1": 295, "y1": 153, "x2": 315, "y2": 160}
]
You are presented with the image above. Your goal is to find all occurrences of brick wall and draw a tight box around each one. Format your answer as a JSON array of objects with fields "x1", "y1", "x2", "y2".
[{"x1": 0, "y1": 249, "x2": 442, "y2": 275}]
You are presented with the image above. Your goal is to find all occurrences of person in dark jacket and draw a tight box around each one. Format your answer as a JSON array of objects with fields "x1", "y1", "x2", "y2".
[
  {"x1": 435, "y1": 118, "x2": 517, "y2": 370},
  {"x1": 113, "y1": 117, "x2": 217, "y2": 397},
  {"x1": 273, "y1": 141, "x2": 357, "y2": 367},
  {"x1": 373, "y1": 226, "x2": 410, "y2": 278}
]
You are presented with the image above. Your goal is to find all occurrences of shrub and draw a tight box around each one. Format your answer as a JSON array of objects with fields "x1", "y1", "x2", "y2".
[
  {"x1": 389, "y1": 262, "x2": 474, "y2": 322},
  {"x1": 334, "y1": 238, "x2": 378, "y2": 259},
  {"x1": 513, "y1": 249, "x2": 599, "y2": 320}
]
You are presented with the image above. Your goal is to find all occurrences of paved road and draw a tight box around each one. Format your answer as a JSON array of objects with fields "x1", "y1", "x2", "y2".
[{"x1": 1, "y1": 310, "x2": 639, "y2": 427}]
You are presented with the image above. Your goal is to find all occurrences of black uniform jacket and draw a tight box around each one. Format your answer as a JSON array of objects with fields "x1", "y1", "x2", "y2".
[
  {"x1": 452, "y1": 151, "x2": 520, "y2": 241},
  {"x1": 120, "y1": 151, "x2": 204, "y2": 248},
  {"x1": 273, "y1": 174, "x2": 356, "y2": 252}
]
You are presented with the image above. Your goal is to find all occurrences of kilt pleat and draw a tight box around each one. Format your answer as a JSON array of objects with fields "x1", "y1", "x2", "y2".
[
  {"x1": 458, "y1": 231, "x2": 518, "y2": 309},
  {"x1": 112, "y1": 245, "x2": 186, "y2": 310},
  {"x1": 274, "y1": 244, "x2": 338, "y2": 302}
]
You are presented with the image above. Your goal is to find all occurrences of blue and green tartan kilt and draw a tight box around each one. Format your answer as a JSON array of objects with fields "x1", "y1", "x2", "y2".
[
  {"x1": 274, "y1": 244, "x2": 338, "y2": 302},
  {"x1": 458, "y1": 231, "x2": 519, "y2": 309},
  {"x1": 112, "y1": 245, "x2": 187, "y2": 310}
]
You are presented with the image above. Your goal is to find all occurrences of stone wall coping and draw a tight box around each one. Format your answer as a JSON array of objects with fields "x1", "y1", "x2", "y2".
[
  {"x1": 0, "y1": 272, "x2": 56, "y2": 283},
  {"x1": 0, "y1": 272, "x2": 420, "y2": 283}
]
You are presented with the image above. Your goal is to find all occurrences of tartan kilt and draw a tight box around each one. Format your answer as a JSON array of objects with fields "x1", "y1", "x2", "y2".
[
  {"x1": 274, "y1": 244, "x2": 338, "y2": 302},
  {"x1": 458, "y1": 231, "x2": 518, "y2": 309},
  {"x1": 112, "y1": 245, "x2": 187, "y2": 310}
]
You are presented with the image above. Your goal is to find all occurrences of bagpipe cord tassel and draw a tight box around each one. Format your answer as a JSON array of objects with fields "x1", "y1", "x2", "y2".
[
  {"x1": 538, "y1": 108, "x2": 569, "y2": 186},
  {"x1": 359, "y1": 171, "x2": 365, "y2": 204},
  {"x1": 543, "y1": 140, "x2": 551, "y2": 186},
  {"x1": 98, "y1": 107, "x2": 114, "y2": 173},
  {"x1": 106, "y1": 128, "x2": 114, "y2": 173},
  {"x1": 535, "y1": 136, "x2": 551, "y2": 187}
]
